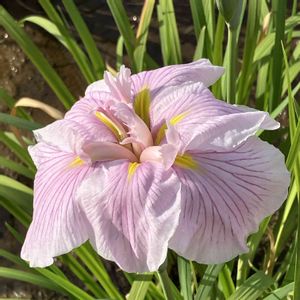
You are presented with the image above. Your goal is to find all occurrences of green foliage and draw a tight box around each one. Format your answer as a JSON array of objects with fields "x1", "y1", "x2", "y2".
[{"x1": 0, "y1": 1, "x2": 299, "y2": 299}]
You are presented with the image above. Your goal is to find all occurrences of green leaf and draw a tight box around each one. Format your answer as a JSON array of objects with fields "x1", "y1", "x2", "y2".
[
  {"x1": 0, "y1": 112, "x2": 41, "y2": 131},
  {"x1": 228, "y1": 271, "x2": 275, "y2": 300},
  {"x1": 0, "y1": 131, "x2": 34, "y2": 169},
  {"x1": 0, "y1": 155, "x2": 34, "y2": 179},
  {"x1": 134, "y1": 0, "x2": 155, "y2": 72},
  {"x1": 75, "y1": 243, "x2": 123, "y2": 300},
  {"x1": 0, "y1": 88, "x2": 31, "y2": 120},
  {"x1": 193, "y1": 26, "x2": 206, "y2": 61},
  {"x1": 189, "y1": 0, "x2": 205, "y2": 39},
  {"x1": 0, "y1": 267, "x2": 66, "y2": 294},
  {"x1": 107, "y1": 0, "x2": 137, "y2": 71},
  {"x1": 195, "y1": 264, "x2": 224, "y2": 300},
  {"x1": 0, "y1": 6, "x2": 74, "y2": 109},
  {"x1": 263, "y1": 283, "x2": 294, "y2": 300},
  {"x1": 62, "y1": 0, "x2": 105, "y2": 78},
  {"x1": 157, "y1": 0, "x2": 182, "y2": 65},
  {"x1": 127, "y1": 274, "x2": 153, "y2": 300},
  {"x1": 218, "y1": 263, "x2": 235, "y2": 298},
  {"x1": 38, "y1": 268, "x2": 95, "y2": 300},
  {"x1": 38, "y1": 0, "x2": 96, "y2": 84},
  {"x1": 0, "y1": 175, "x2": 33, "y2": 211},
  {"x1": 0, "y1": 197, "x2": 31, "y2": 227},
  {"x1": 177, "y1": 256, "x2": 192, "y2": 300},
  {"x1": 61, "y1": 254, "x2": 106, "y2": 299}
]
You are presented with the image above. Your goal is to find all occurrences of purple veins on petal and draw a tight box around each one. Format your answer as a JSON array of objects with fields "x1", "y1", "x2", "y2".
[{"x1": 22, "y1": 60, "x2": 290, "y2": 272}]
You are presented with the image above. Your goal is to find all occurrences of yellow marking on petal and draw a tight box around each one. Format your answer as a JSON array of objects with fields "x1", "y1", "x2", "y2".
[
  {"x1": 134, "y1": 87, "x2": 151, "y2": 127},
  {"x1": 95, "y1": 111, "x2": 125, "y2": 141},
  {"x1": 69, "y1": 156, "x2": 84, "y2": 168},
  {"x1": 155, "y1": 112, "x2": 188, "y2": 145},
  {"x1": 174, "y1": 154, "x2": 198, "y2": 170},
  {"x1": 128, "y1": 162, "x2": 140, "y2": 180}
]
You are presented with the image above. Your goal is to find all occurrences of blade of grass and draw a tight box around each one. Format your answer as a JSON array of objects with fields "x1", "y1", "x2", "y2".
[
  {"x1": 195, "y1": 264, "x2": 224, "y2": 300},
  {"x1": 218, "y1": 263, "x2": 235, "y2": 298},
  {"x1": 61, "y1": 254, "x2": 106, "y2": 299},
  {"x1": 177, "y1": 256, "x2": 192, "y2": 300},
  {"x1": 158, "y1": 0, "x2": 182, "y2": 65},
  {"x1": 0, "y1": 112, "x2": 41, "y2": 131},
  {"x1": 193, "y1": 26, "x2": 206, "y2": 61},
  {"x1": 134, "y1": 0, "x2": 155, "y2": 72},
  {"x1": 116, "y1": 35, "x2": 124, "y2": 70},
  {"x1": 0, "y1": 131, "x2": 34, "y2": 169},
  {"x1": 269, "y1": 0, "x2": 286, "y2": 111},
  {"x1": 0, "y1": 267, "x2": 66, "y2": 294},
  {"x1": 237, "y1": 0, "x2": 261, "y2": 105},
  {"x1": 127, "y1": 274, "x2": 153, "y2": 300},
  {"x1": 62, "y1": 0, "x2": 105, "y2": 78},
  {"x1": 38, "y1": 268, "x2": 95, "y2": 300},
  {"x1": 211, "y1": 13, "x2": 225, "y2": 99},
  {"x1": 5, "y1": 223, "x2": 24, "y2": 243},
  {"x1": 0, "y1": 88, "x2": 31, "y2": 120},
  {"x1": 0, "y1": 197, "x2": 31, "y2": 227},
  {"x1": 0, "y1": 156, "x2": 34, "y2": 179},
  {"x1": 189, "y1": 0, "x2": 205, "y2": 39},
  {"x1": 282, "y1": 41, "x2": 300, "y2": 300},
  {"x1": 38, "y1": 0, "x2": 96, "y2": 84},
  {"x1": 107, "y1": 0, "x2": 137, "y2": 71},
  {"x1": 0, "y1": 6, "x2": 74, "y2": 109},
  {"x1": 75, "y1": 243, "x2": 122, "y2": 300},
  {"x1": 0, "y1": 175, "x2": 33, "y2": 211},
  {"x1": 263, "y1": 283, "x2": 294, "y2": 300},
  {"x1": 228, "y1": 271, "x2": 274, "y2": 300},
  {"x1": 274, "y1": 181, "x2": 297, "y2": 257}
]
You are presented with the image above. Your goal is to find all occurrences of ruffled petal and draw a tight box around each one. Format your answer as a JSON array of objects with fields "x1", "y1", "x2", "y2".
[
  {"x1": 131, "y1": 59, "x2": 224, "y2": 99},
  {"x1": 114, "y1": 102, "x2": 153, "y2": 150},
  {"x1": 140, "y1": 144, "x2": 177, "y2": 169},
  {"x1": 21, "y1": 143, "x2": 94, "y2": 267},
  {"x1": 85, "y1": 65, "x2": 132, "y2": 103},
  {"x1": 169, "y1": 137, "x2": 290, "y2": 264},
  {"x1": 32, "y1": 119, "x2": 94, "y2": 157},
  {"x1": 76, "y1": 161, "x2": 181, "y2": 272},
  {"x1": 65, "y1": 95, "x2": 117, "y2": 143},
  {"x1": 83, "y1": 141, "x2": 138, "y2": 162},
  {"x1": 149, "y1": 82, "x2": 278, "y2": 151},
  {"x1": 184, "y1": 110, "x2": 279, "y2": 152}
]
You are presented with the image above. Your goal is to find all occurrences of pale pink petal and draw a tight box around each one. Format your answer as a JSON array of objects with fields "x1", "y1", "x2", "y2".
[
  {"x1": 83, "y1": 141, "x2": 138, "y2": 162},
  {"x1": 131, "y1": 59, "x2": 224, "y2": 99},
  {"x1": 149, "y1": 82, "x2": 278, "y2": 151},
  {"x1": 32, "y1": 119, "x2": 94, "y2": 157},
  {"x1": 184, "y1": 111, "x2": 279, "y2": 152},
  {"x1": 65, "y1": 94, "x2": 117, "y2": 143},
  {"x1": 140, "y1": 144, "x2": 177, "y2": 169},
  {"x1": 21, "y1": 143, "x2": 94, "y2": 267},
  {"x1": 169, "y1": 137, "x2": 290, "y2": 264},
  {"x1": 85, "y1": 79, "x2": 109, "y2": 95},
  {"x1": 85, "y1": 65, "x2": 132, "y2": 103},
  {"x1": 150, "y1": 82, "x2": 240, "y2": 136},
  {"x1": 76, "y1": 161, "x2": 181, "y2": 272},
  {"x1": 114, "y1": 102, "x2": 153, "y2": 149}
]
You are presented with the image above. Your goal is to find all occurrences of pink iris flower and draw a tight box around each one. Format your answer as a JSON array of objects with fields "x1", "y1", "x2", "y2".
[{"x1": 21, "y1": 60, "x2": 290, "y2": 272}]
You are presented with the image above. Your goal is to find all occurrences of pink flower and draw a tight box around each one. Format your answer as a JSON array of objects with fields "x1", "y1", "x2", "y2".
[{"x1": 21, "y1": 60, "x2": 290, "y2": 272}]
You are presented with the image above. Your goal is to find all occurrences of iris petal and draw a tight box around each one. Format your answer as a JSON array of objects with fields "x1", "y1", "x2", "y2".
[
  {"x1": 76, "y1": 161, "x2": 181, "y2": 272},
  {"x1": 169, "y1": 137, "x2": 290, "y2": 264},
  {"x1": 21, "y1": 143, "x2": 93, "y2": 267}
]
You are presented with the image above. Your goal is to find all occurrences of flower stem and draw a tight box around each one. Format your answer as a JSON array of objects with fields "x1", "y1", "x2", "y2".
[
  {"x1": 226, "y1": 27, "x2": 237, "y2": 104},
  {"x1": 157, "y1": 261, "x2": 174, "y2": 300}
]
